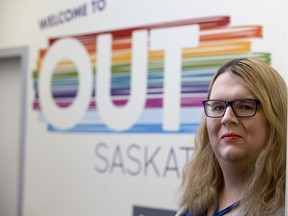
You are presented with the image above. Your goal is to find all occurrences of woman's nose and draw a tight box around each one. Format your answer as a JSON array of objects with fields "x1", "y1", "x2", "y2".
[{"x1": 221, "y1": 106, "x2": 239, "y2": 125}]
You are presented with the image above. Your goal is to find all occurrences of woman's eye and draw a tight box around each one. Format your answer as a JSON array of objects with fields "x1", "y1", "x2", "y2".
[
  {"x1": 212, "y1": 105, "x2": 225, "y2": 111},
  {"x1": 239, "y1": 105, "x2": 254, "y2": 110},
  {"x1": 236, "y1": 101, "x2": 256, "y2": 110}
]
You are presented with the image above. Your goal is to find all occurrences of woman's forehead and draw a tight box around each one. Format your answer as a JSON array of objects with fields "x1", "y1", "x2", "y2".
[{"x1": 209, "y1": 72, "x2": 253, "y2": 99}]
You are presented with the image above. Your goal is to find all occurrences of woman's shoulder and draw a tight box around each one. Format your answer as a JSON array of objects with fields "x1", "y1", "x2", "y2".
[
  {"x1": 274, "y1": 207, "x2": 285, "y2": 216},
  {"x1": 175, "y1": 206, "x2": 189, "y2": 216},
  {"x1": 175, "y1": 207, "x2": 196, "y2": 216}
]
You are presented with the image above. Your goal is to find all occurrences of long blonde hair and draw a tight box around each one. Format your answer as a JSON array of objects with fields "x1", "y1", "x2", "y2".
[{"x1": 179, "y1": 58, "x2": 287, "y2": 216}]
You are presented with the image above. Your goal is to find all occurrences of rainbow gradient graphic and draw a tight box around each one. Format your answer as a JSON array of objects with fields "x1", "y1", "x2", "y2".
[{"x1": 32, "y1": 16, "x2": 270, "y2": 133}]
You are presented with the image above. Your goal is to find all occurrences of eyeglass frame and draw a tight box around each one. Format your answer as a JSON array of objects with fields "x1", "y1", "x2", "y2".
[{"x1": 202, "y1": 99, "x2": 261, "y2": 118}]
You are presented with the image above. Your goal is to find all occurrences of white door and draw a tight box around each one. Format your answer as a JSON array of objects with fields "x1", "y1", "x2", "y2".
[{"x1": 0, "y1": 56, "x2": 22, "y2": 216}]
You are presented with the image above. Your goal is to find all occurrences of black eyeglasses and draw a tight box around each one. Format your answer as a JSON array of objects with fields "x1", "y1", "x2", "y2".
[{"x1": 202, "y1": 99, "x2": 261, "y2": 118}]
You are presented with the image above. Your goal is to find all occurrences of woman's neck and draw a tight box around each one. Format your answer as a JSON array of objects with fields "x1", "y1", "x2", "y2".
[
  {"x1": 218, "y1": 160, "x2": 247, "y2": 211},
  {"x1": 220, "y1": 158, "x2": 248, "y2": 187}
]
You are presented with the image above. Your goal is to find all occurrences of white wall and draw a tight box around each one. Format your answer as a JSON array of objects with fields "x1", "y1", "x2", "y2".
[{"x1": 0, "y1": 1, "x2": 286, "y2": 216}]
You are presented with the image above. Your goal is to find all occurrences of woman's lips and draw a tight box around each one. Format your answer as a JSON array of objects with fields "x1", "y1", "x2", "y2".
[{"x1": 221, "y1": 133, "x2": 242, "y2": 141}]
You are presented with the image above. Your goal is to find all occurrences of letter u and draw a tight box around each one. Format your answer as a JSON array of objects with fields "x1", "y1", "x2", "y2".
[{"x1": 96, "y1": 30, "x2": 148, "y2": 131}]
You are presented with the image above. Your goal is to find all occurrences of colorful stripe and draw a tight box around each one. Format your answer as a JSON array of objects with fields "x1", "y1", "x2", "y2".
[{"x1": 32, "y1": 16, "x2": 270, "y2": 133}]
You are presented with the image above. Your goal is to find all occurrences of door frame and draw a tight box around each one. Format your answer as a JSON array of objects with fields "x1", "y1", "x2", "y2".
[{"x1": 0, "y1": 46, "x2": 28, "y2": 216}]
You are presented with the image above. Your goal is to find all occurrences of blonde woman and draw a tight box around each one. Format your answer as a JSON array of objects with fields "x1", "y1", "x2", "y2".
[{"x1": 176, "y1": 58, "x2": 286, "y2": 216}]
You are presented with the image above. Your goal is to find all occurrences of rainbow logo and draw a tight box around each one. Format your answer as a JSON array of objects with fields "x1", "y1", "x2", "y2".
[{"x1": 32, "y1": 16, "x2": 270, "y2": 133}]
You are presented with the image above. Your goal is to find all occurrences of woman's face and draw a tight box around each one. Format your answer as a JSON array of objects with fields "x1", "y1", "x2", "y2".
[{"x1": 207, "y1": 72, "x2": 269, "y2": 164}]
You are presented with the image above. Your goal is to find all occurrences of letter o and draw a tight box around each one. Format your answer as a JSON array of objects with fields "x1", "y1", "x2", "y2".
[{"x1": 39, "y1": 38, "x2": 92, "y2": 129}]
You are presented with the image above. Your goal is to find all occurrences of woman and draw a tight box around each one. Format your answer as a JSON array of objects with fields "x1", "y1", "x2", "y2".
[{"x1": 176, "y1": 58, "x2": 286, "y2": 216}]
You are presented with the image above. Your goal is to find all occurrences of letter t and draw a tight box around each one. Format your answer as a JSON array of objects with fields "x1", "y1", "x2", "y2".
[{"x1": 150, "y1": 25, "x2": 199, "y2": 131}]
